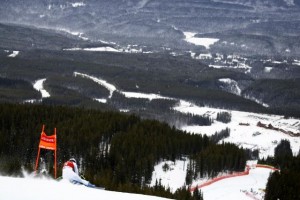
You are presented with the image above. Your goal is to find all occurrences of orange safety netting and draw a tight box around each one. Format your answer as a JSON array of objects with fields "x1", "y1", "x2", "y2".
[{"x1": 190, "y1": 164, "x2": 279, "y2": 192}]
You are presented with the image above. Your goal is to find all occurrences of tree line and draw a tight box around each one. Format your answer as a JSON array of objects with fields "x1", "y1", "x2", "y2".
[
  {"x1": 260, "y1": 140, "x2": 300, "y2": 200},
  {"x1": 185, "y1": 143, "x2": 247, "y2": 185}
]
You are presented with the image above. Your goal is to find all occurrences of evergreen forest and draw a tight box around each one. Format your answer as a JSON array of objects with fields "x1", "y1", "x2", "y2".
[{"x1": 260, "y1": 140, "x2": 300, "y2": 200}]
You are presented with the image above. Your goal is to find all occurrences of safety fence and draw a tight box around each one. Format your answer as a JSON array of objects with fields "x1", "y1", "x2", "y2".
[{"x1": 189, "y1": 164, "x2": 279, "y2": 192}]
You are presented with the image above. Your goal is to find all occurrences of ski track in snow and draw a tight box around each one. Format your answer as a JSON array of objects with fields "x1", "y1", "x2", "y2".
[
  {"x1": 0, "y1": 175, "x2": 169, "y2": 200},
  {"x1": 74, "y1": 72, "x2": 117, "y2": 98},
  {"x1": 74, "y1": 72, "x2": 173, "y2": 101},
  {"x1": 33, "y1": 78, "x2": 50, "y2": 98}
]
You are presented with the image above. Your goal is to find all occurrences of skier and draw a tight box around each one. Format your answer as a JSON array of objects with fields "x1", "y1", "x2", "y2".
[{"x1": 62, "y1": 158, "x2": 94, "y2": 187}]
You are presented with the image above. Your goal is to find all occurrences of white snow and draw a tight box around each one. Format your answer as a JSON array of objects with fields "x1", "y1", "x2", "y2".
[
  {"x1": 150, "y1": 159, "x2": 277, "y2": 200},
  {"x1": 244, "y1": 95, "x2": 269, "y2": 108},
  {"x1": 183, "y1": 32, "x2": 219, "y2": 49},
  {"x1": 293, "y1": 60, "x2": 300, "y2": 66},
  {"x1": 71, "y1": 2, "x2": 86, "y2": 7},
  {"x1": 82, "y1": 47, "x2": 121, "y2": 52},
  {"x1": 264, "y1": 67, "x2": 273, "y2": 73},
  {"x1": 57, "y1": 28, "x2": 89, "y2": 41},
  {"x1": 201, "y1": 167, "x2": 275, "y2": 200},
  {"x1": 33, "y1": 79, "x2": 50, "y2": 98},
  {"x1": 93, "y1": 98, "x2": 107, "y2": 103},
  {"x1": 0, "y1": 175, "x2": 169, "y2": 200},
  {"x1": 150, "y1": 159, "x2": 188, "y2": 193},
  {"x1": 8, "y1": 51, "x2": 19, "y2": 57},
  {"x1": 209, "y1": 63, "x2": 251, "y2": 71},
  {"x1": 121, "y1": 92, "x2": 173, "y2": 101},
  {"x1": 174, "y1": 100, "x2": 300, "y2": 159},
  {"x1": 65, "y1": 46, "x2": 153, "y2": 54},
  {"x1": 74, "y1": 72, "x2": 117, "y2": 98},
  {"x1": 272, "y1": 61, "x2": 284, "y2": 64},
  {"x1": 218, "y1": 78, "x2": 241, "y2": 95},
  {"x1": 74, "y1": 72, "x2": 174, "y2": 101}
]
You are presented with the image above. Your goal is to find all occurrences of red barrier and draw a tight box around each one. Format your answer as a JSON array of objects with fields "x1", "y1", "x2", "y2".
[
  {"x1": 190, "y1": 164, "x2": 278, "y2": 192},
  {"x1": 255, "y1": 164, "x2": 279, "y2": 171}
]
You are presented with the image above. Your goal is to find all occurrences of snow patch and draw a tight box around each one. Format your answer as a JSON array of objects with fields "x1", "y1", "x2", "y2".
[
  {"x1": 244, "y1": 95, "x2": 269, "y2": 108},
  {"x1": 71, "y1": 2, "x2": 86, "y2": 7},
  {"x1": 150, "y1": 158, "x2": 189, "y2": 193},
  {"x1": 93, "y1": 98, "x2": 107, "y2": 103},
  {"x1": 81, "y1": 47, "x2": 120, "y2": 52},
  {"x1": 74, "y1": 72, "x2": 116, "y2": 98},
  {"x1": 121, "y1": 92, "x2": 173, "y2": 101},
  {"x1": 218, "y1": 78, "x2": 241, "y2": 95},
  {"x1": 183, "y1": 32, "x2": 219, "y2": 49},
  {"x1": 293, "y1": 60, "x2": 300, "y2": 66},
  {"x1": 120, "y1": 109, "x2": 130, "y2": 113},
  {"x1": 33, "y1": 79, "x2": 50, "y2": 98},
  {"x1": 75, "y1": 72, "x2": 174, "y2": 101},
  {"x1": 57, "y1": 28, "x2": 89, "y2": 40},
  {"x1": 8, "y1": 51, "x2": 19, "y2": 57},
  {"x1": 264, "y1": 67, "x2": 273, "y2": 73}
]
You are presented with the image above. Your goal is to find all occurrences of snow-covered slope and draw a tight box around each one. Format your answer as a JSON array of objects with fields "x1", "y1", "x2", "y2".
[
  {"x1": 174, "y1": 100, "x2": 300, "y2": 159},
  {"x1": 0, "y1": 175, "x2": 170, "y2": 200},
  {"x1": 201, "y1": 166, "x2": 274, "y2": 200},
  {"x1": 150, "y1": 159, "x2": 277, "y2": 200}
]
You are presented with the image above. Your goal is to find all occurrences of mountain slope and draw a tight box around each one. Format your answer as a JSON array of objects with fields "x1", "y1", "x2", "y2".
[{"x1": 0, "y1": 175, "x2": 170, "y2": 200}]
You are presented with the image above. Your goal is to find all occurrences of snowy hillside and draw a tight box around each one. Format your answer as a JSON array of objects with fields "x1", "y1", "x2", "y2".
[
  {"x1": 150, "y1": 159, "x2": 277, "y2": 199},
  {"x1": 0, "y1": 175, "x2": 170, "y2": 200},
  {"x1": 174, "y1": 100, "x2": 300, "y2": 159}
]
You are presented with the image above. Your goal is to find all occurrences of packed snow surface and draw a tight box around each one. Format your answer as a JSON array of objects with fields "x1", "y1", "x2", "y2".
[
  {"x1": 201, "y1": 167, "x2": 274, "y2": 200},
  {"x1": 0, "y1": 175, "x2": 170, "y2": 200},
  {"x1": 183, "y1": 32, "x2": 219, "y2": 49}
]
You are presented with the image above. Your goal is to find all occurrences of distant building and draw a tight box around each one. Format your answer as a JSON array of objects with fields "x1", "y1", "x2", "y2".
[{"x1": 198, "y1": 53, "x2": 212, "y2": 60}]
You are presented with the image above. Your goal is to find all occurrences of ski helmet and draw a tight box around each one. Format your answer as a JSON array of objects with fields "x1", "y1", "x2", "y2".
[{"x1": 69, "y1": 158, "x2": 77, "y2": 164}]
